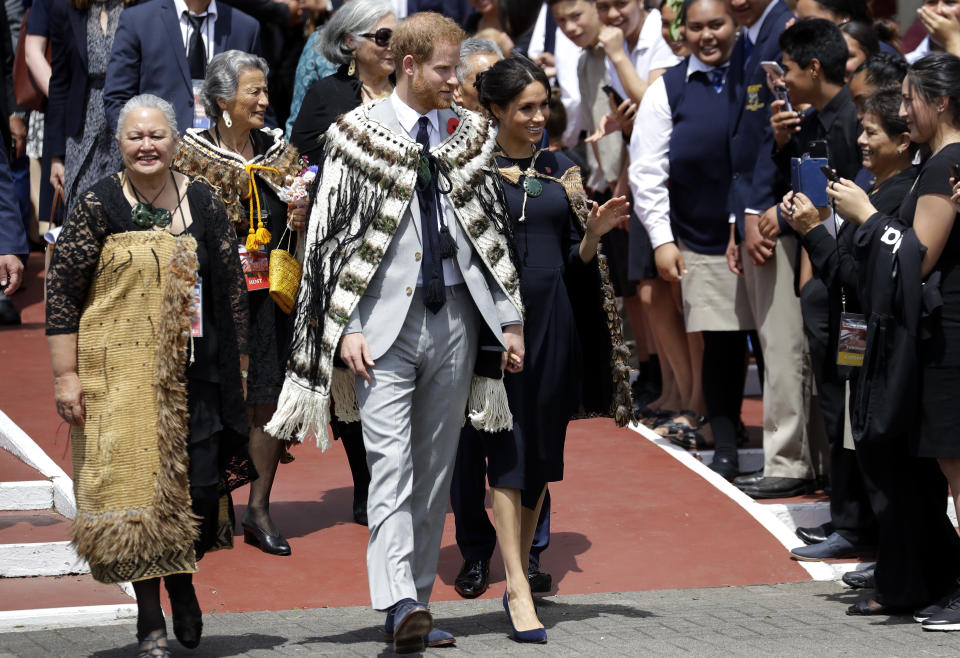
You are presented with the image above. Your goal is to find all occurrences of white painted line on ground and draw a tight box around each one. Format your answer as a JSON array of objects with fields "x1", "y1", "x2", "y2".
[
  {"x1": 0, "y1": 541, "x2": 89, "y2": 577},
  {"x1": 0, "y1": 604, "x2": 137, "y2": 633},
  {"x1": 0, "y1": 481, "x2": 53, "y2": 511},
  {"x1": 629, "y1": 421, "x2": 836, "y2": 581},
  {"x1": 0, "y1": 411, "x2": 76, "y2": 518}
]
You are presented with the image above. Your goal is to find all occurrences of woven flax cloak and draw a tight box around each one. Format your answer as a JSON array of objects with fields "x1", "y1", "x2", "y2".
[
  {"x1": 71, "y1": 231, "x2": 200, "y2": 584},
  {"x1": 265, "y1": 101, "x2": 524, "y2": 448}
]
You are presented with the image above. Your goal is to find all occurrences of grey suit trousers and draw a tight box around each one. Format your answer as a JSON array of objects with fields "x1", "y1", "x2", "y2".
[{"x1": 357, "y1": 285, "x2": 480, "y2": 610}]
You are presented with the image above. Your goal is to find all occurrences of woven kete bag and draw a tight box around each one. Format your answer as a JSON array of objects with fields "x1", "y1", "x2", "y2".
[{"x1": 269, "y1": 227, "x2": 301, "y2": 314}]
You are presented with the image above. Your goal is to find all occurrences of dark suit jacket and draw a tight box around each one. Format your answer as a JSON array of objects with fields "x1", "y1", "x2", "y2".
[
  {"x1": 726, "y1": 0, "x2": 793, "y2": 238},
  {"x1": 45, "y1": 0, "x2": 99, "y2": 160},
  {"x1": 289, "y1": 66, "x2": 361, "y2": 166},
  {"x1": 0, "y1": 148, "x2": 26, "y2": 255},
  {"x1": 104, "y1": 0, "x2": 261, "y2": 134}
]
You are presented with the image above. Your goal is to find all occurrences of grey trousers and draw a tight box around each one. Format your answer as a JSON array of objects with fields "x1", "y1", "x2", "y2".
[{"x1": 356, "y1": 285, "x2": 480, "y2": 611}]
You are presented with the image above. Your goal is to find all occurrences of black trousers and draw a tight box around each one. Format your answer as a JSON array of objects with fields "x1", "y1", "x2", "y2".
[
  {"x1": 856, "y1": 437, "x2": 960, "y2": 608},
  {"x1": 702, "y1": 331, "x2": 748, "y2": 458},
  {"x1": 451, "y1": 425, "x2": 550, "y2": 567}
]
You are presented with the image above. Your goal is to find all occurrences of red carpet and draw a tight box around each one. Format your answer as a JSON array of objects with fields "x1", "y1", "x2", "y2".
[{"x1": 1, "y1": 252, "x2": 808, "y2": 614}]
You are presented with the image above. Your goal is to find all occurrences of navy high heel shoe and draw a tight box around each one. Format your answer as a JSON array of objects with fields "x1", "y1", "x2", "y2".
[{"x1": 502, "y1": 592, "x2": 547, "y2": 643}]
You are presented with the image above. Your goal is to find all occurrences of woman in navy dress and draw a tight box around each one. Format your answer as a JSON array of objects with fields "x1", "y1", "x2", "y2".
[{"x1": 476, "y1": 57, "x2": 632, "y2": 643}]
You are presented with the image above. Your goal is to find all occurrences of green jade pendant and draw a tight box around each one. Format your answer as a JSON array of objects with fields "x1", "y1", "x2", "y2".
[
  {"x1": 523, "y1": 174, "x2": 542, "y2": 198},
  {"x1": 418, "y1": 157, "x2": 432, "y2": 186},
  {"x1": 131, "y1": 202, "x2": 172, "y2": 228}
]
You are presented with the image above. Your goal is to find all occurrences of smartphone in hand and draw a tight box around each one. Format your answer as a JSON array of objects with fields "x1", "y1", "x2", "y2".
[
  {"x1": 820, "y1": 165, "x2": 840, "y2": 183},
  {"x1": 601, "y1": 84, "x2": 626, "y2": 107},
  {"x1": 774, "y1": 84, "x2": 793, "y2": 113}
]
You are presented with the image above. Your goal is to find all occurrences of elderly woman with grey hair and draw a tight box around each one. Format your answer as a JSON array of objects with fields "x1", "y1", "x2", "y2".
[
  {"x1": 46, "y1": 93, "x2": 253, "y2": 656},
  {"x1": 174, "y1": 49, "x2": 307, "y2": 559},
  {"x1": 290, "y1": 0, "x2": 396, "y2": 164}
]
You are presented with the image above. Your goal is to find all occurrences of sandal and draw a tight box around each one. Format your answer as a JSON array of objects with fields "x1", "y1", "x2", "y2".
[
  {"x1": 846, "y1": 600, "x2": 891, "y2": 616},
  {"x1": 668, "y1": 429, "x2": 709, "y2": 450},
  {"x1": 676, "y1": 409, "x2": 706, "y2": 428},
  {"x1": 641, "y1": 408, "x2": 676, "y2": 428},
  {"x1": 137, "y1": 629, "x2": 171, "y2": 658}
]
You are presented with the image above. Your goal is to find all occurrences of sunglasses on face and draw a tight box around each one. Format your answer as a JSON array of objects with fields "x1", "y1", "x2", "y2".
[{"x1": 360, "y1": 27, "x2": 392, "y2": 47}]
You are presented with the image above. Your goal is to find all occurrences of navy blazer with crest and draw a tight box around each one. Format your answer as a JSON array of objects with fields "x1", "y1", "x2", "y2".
[
  {"x1": 104, "y1": 0, "x2": 261, "y2": 136},
  {"x1": 726, "y1": 0, "x2": 794, "y2": 239}
]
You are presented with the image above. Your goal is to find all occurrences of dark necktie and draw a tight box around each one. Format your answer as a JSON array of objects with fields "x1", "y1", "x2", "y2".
[
  {"x1": 708, "y1": 67, "x2": 726, "y2": 93},
  {"x1": 742, "y1": 34, "x2": 754, "y2": 69},
  {"x1": 416, "y1": 116, "x2": 445, "y2": 313},
  {"x1": 187, "y1": 14, "x2": 207, "y2": 80}
]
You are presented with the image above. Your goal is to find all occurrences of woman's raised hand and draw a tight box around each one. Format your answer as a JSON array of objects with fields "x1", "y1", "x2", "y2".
[
  {"x1": 586, "y1": 196, "x2": 630, "y2": 239},
  {"x1": 826, "y1": 177, "x2": 876, "y2": 225}
]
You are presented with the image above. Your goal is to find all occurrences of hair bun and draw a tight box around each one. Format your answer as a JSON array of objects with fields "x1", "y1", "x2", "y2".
[{"x1": 473, "y1": 69, "x2": 489, "y2": 94}]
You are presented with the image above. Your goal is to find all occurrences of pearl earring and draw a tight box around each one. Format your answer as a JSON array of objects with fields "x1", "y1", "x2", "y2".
[{"x1": 223, "y1": 110, "x2": 233, "y2": 128}]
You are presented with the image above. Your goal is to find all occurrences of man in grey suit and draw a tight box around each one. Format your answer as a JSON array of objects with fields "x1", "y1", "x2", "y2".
[{"x1": 338, "y1": 12, "x2": 524, "y2": 654}]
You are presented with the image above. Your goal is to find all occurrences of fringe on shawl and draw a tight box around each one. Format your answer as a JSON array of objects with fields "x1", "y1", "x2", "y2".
[
  {"x1": 264, "y1": 376, "x2": 332, "y2": 450},
  {"x1": 467, "y1": 375, "x2": 514, "y2": 432},
  {"x1": 71, "y1": 236, "x2": 201, "y2": 572},
  {"x1": 330, "y1": 367, "x2": 360, "y2": 423}
]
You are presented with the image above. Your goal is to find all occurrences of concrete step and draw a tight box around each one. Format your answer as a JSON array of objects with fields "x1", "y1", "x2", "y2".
[{"x1": 0, "y1": 575, "x2": 135, "y2": 632}]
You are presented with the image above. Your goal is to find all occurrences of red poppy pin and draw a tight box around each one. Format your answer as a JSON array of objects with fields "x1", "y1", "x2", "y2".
[
  {"x1": 546, "y1": 167, "x2": 552, "y2": 174},
  {"x1": 447, "y1": 117, "x2": 459, "y2": 134}
]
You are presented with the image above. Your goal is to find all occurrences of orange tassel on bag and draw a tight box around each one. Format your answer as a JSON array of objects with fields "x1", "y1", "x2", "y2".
[{"x1": 243, "y1": 163, "x2": 280, "y2": 250}]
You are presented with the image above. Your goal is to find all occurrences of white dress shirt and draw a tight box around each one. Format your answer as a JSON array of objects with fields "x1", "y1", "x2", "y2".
[
  {"x1": 906, "y1": 35, "x2": 932, "y2": 64},
  {"x1": 528, "y1": 5, "x2": 584, "y2": 147},
  {"x1": 629, "y1": 55, "x2": 725, "y2": 250},
  {"x1": 389, "y1": 92, "x2": 464, "y2": 286},
  {"x1": 606, "y1": 9, "x2": 681, "y2": 100},
  {"x1": 172, "y1": 0, "x2": 218, "y2": 66}
]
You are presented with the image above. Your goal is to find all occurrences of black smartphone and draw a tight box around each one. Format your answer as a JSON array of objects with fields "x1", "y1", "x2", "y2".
[
  {"x1": 820, "y1": 165, "x2": 840, "y2": 183},
  {"x1": 950, "y1": 164, "x2": 960, "y2": 181},
  {"x1": 601, "y1": 84, "x2": 626, "y2": 107},
  {"x1": 774, "y1": 83, "x2": 793, "y2": 113}
]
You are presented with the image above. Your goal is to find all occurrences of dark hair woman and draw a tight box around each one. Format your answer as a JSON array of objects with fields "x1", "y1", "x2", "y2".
[
  {"x1": 841, "y1": 20, "x2": 880, "y2": 80},
  {"x1": 46, "y1": 0, "x2": 137, "y2": 213},
  {"x1": 475, "y1": 55, "x2": 633, "y2": 643},
  {"x1": 629, "y1": 0, "x2": 743, "y2": 471},
  {"x1": 824, "y1": 52, "x2": 960, "y2": 623},
  {"x1": 46, "y1": 94, "x2": 254, "y2": 657}
]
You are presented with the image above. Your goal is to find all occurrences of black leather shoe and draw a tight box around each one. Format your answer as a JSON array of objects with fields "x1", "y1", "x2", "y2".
[
  {"x1": 527, "y1": 564, "x2": 552, "y2": 593},
  {"x1": 0, "y1": 297, "x2": 19, "y2": 325},
  {"x1": 739, "y1": 477, "x2": 815, "y2": 499},
  {"x1": 796, "y1": 522, "x2": 834, "y2": 545},
  {"x1": 242, "y1": 521, "x2": 291, "y2": 556},
  {"x1": 842, "y1": 566, "x2": 875, "y2": 589},
  {"x1": 454, "y1": 560, "x2": 489, "y2": 598},
  {"x1": 733, "y1": 470, "x2": 764, "y2": 487},
  {"x1": 708, "y1": 455, "x2": 739, "y2": 480}
]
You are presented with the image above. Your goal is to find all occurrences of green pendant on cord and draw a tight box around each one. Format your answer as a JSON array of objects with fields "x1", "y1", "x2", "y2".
[
  {"x1": 523, "y1": 176, "x2": 542, "y2": 198},
  {"x1": 131, "y1": 202, "x2": 172, "y2": 228},
  {"x1": 418, "y1": 157, "x2": 432, "y2": 186}
]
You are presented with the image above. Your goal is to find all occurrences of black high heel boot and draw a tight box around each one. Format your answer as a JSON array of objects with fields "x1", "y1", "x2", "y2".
[{"x1": 164, "y1": 574, "x2": 203, "y2": 649}]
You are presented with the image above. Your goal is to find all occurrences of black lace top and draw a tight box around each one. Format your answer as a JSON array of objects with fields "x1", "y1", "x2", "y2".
[{"x1": 46, "y1": 174, "x2": 255, "y2": 491}]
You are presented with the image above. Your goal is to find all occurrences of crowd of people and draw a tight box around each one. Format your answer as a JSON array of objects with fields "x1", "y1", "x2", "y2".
[{"x1": 0, "y1": 0, "x2": 958, "y2": 654}]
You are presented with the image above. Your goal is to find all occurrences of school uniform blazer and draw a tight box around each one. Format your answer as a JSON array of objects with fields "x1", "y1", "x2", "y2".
[
  {"x1": 104, "y1": 0, "x2": 261, "y2": 135},
  {"x1": 726, "y1": 0, "x2": 793, "y2": 239}
]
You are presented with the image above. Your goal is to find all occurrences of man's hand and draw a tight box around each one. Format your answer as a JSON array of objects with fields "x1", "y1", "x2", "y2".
[
  {"x1": 770, "y1": 99, "x2": 800, "y2": 147},
  {"x1": 0, "y1": 254, "x2": 24, "y2": 294},
  {"x1": 654, "y1": 242, "x2": 687, "y2": 282},
  {"x1": 50, "y1": 157, "x2": 65, "y2": 192},
  {"x1": 340, "y1": 332, "x2": 374, "y2": 382},
  {"x1": 757, "y1": 205, "x2": 782, "y2": 240},
  {"x1": 54, "y1": 372, "x2": 85, "y2": 426},
  {"x1": 501, "y1": 324, "x2": 524, "y2": 373},
  {"x1": 534, "y1": 51, "x2": 557, "y2": 79},
  {"x1": 744, "y1": 212, "x2": 775, "y2": 266}
]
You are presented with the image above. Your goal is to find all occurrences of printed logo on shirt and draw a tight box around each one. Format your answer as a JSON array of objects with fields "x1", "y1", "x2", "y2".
[{"x1": 745, "y1": 83, "x2": 765, "y2": 112}]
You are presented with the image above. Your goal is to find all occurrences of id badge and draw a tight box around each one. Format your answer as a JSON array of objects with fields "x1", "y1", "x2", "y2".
[
  {"x1": 191, "y1": 277, "x2": 203, "y2": 337},
  {"x1": 192, "y1": 80, "x2": 211, "y2": 130},
  {"x1": 238, "y1": 243, "x2": 270, "y2": 291},
  {"x1": 837, "y1": 312, "x2": 866, "y2": 367}
]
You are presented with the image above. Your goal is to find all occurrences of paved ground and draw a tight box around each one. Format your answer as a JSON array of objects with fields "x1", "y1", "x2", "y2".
[{"x1": 4, "y1": 581, "x2": 960, "y2": 657}]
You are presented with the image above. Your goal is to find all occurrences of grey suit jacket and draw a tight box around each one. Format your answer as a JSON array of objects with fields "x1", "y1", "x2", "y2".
[{"x1": 344, "y1": 101, "x2": 521, "y2": 360}]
